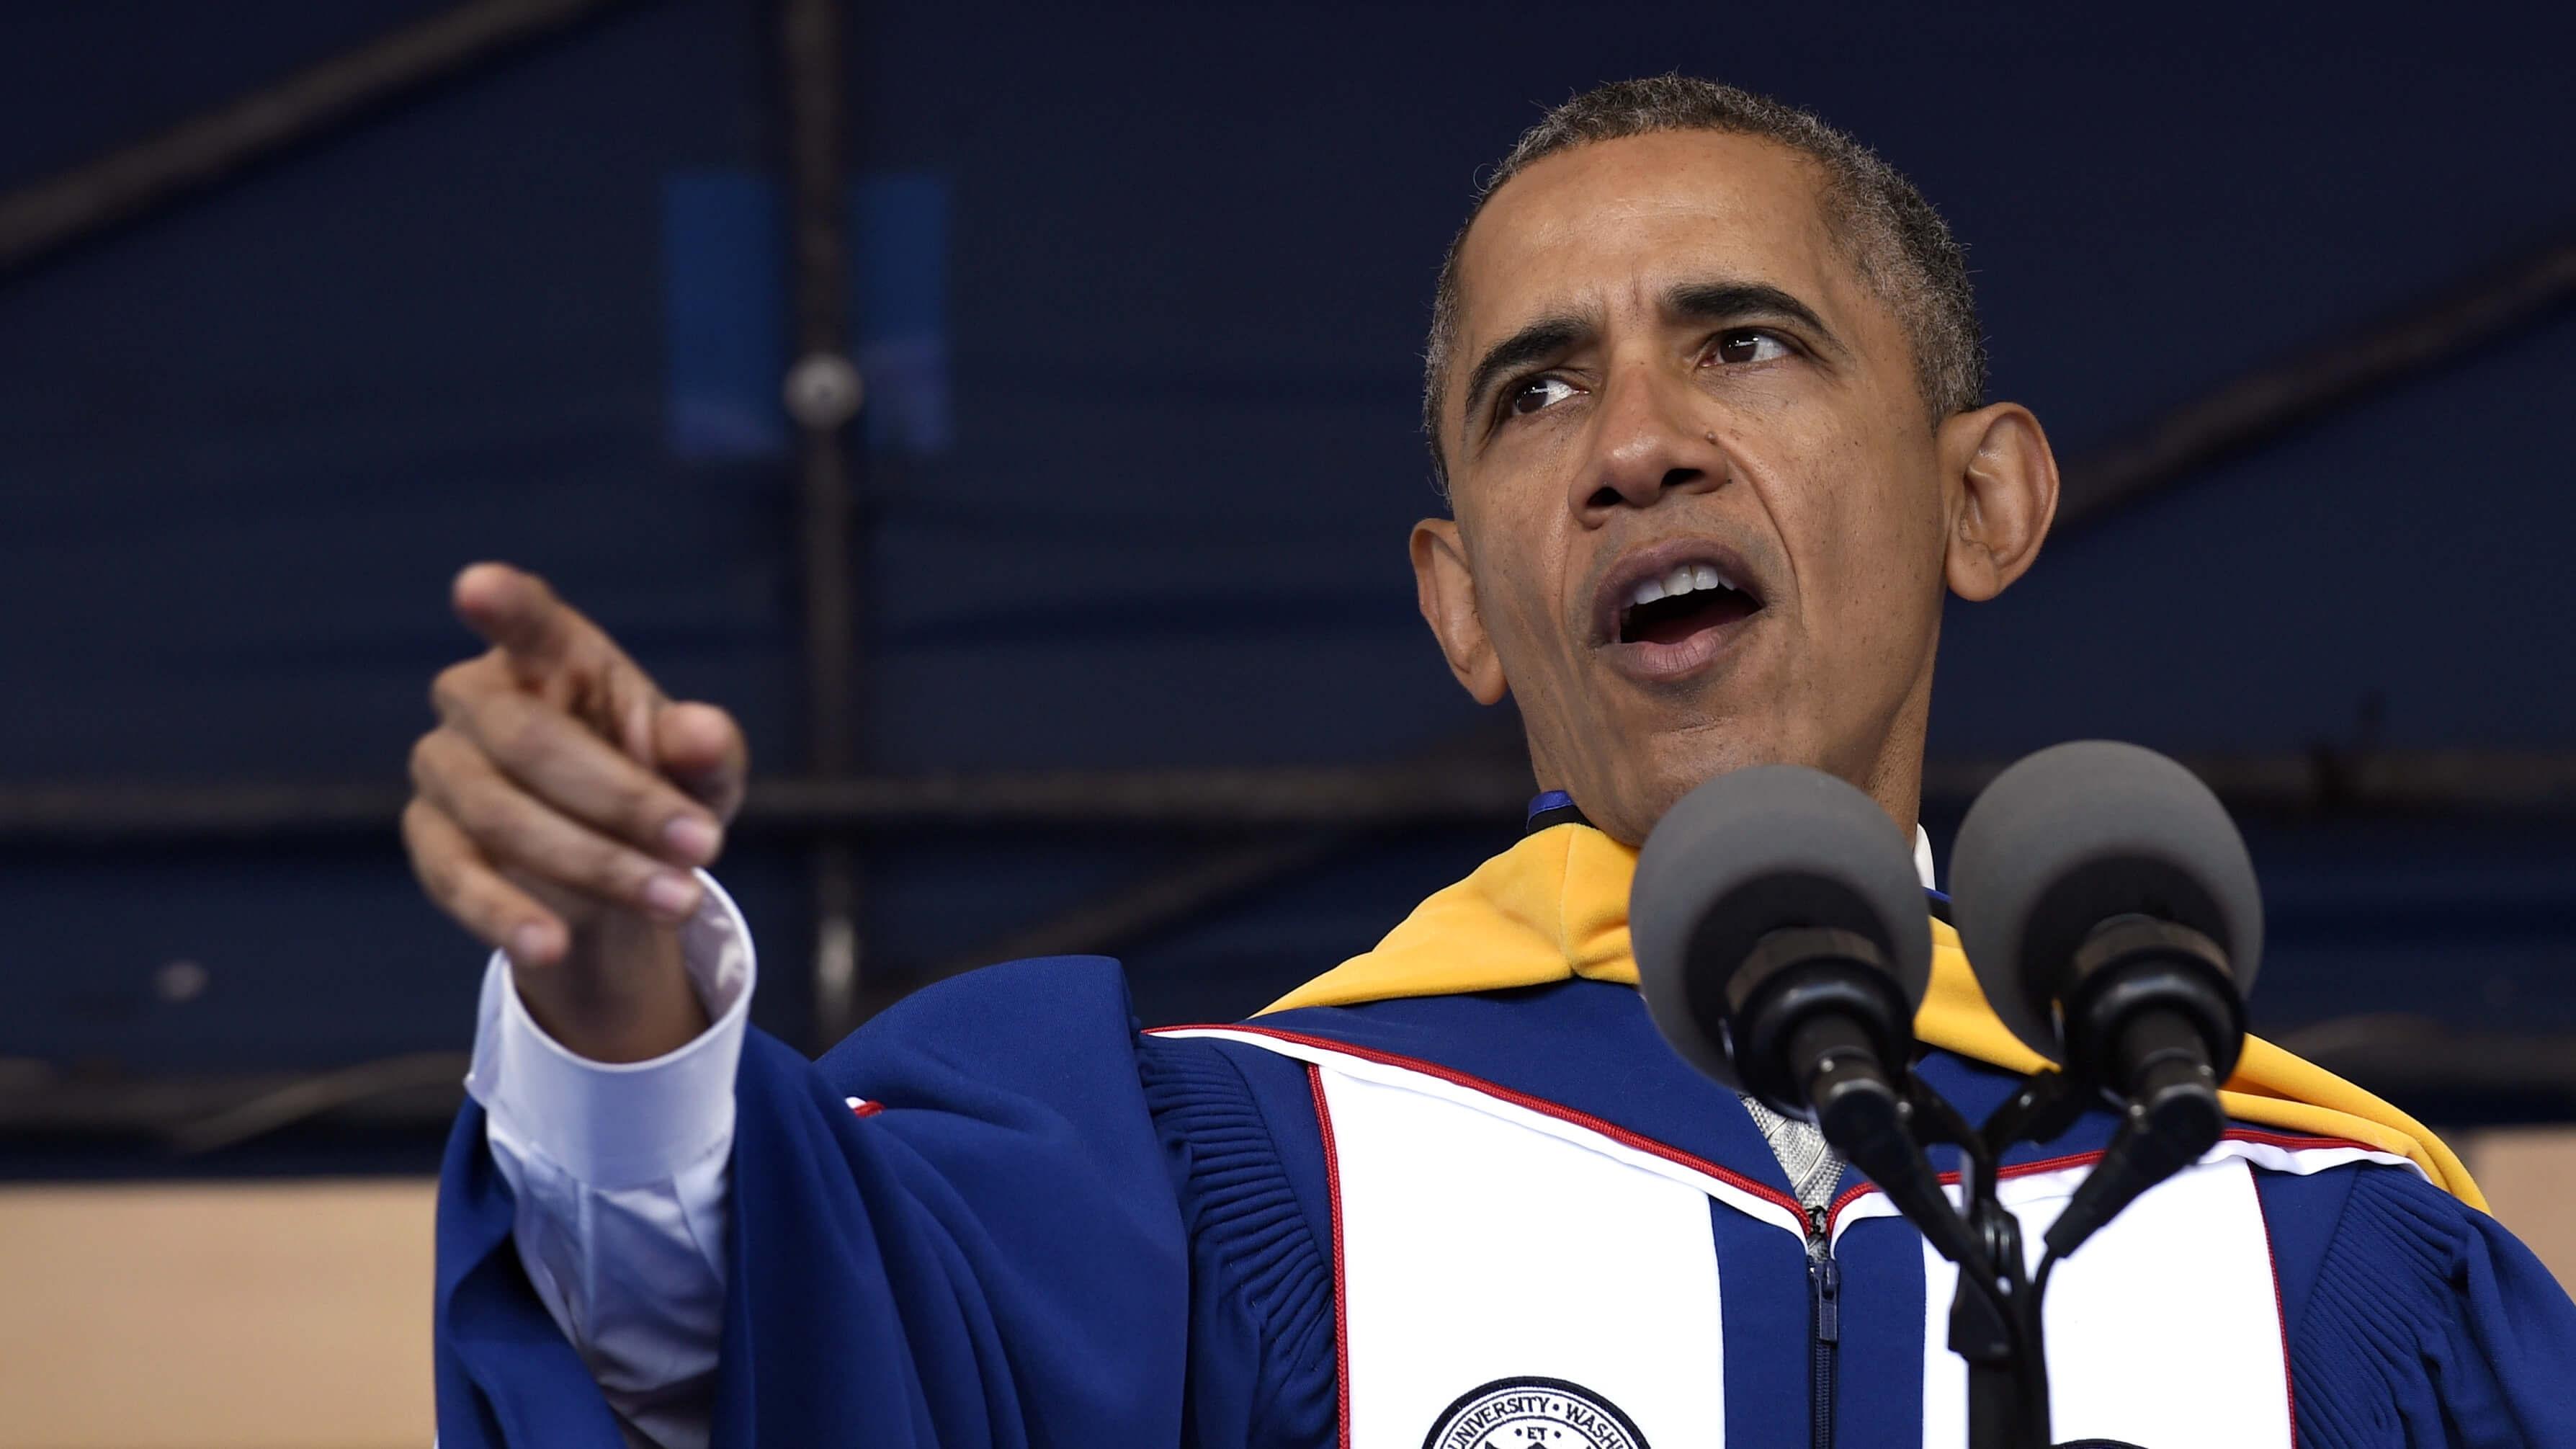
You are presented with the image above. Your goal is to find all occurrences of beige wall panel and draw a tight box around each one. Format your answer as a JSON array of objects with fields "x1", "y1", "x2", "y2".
[
  {"x1": 0, "y1": 1179, "x2": 434, "y2": 1449},
  {"x1": 2472, "y1": 1126, "x2": 2576, "y2": 1296},
  {"x1": 0, "y1": 1141, "x2": 2564, "y2": 1448}
]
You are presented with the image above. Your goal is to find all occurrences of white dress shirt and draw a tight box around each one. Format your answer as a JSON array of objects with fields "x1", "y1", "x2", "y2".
[
  {"x1": 464, "y1": 828, "x2": 1938, "y2": 1449},
  {"x1": 464, "y1": 874, "x2": 752, "y2": 1449}
]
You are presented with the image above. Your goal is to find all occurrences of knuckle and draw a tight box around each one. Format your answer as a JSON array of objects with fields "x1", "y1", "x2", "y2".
[
  {"x1": 429, "y1": 664, "x2": 468, "y2": 715},
  {"x1": 401, "y1": 802, "x2": 462, "y2": 897},
  {"x1": 398, "y1": 797, "x2": 434, "y2": 860},
  {"x1": 427, "y1": 652, "x2": 492, "y2": 701},
  {"x1": 406, "y1": 731, "x2": 447, "y2": 791}
]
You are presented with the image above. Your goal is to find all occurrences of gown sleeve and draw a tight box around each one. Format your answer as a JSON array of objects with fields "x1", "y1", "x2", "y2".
[
  {"x1": 2269, "y1": 1161, "x2": 2576, "y2": 1448},
  {"x1": 437, "y1": 955, "x2": 1201, "y2": 1449},
  {"x1": 1135, "y1": 1030, "x2": 1338, "y2": 1449}
]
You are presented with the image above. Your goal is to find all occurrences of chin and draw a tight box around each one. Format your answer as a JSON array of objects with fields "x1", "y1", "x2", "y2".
[{"x1": 1596, "y1": 727, "x2": 1797, "y2": 844}]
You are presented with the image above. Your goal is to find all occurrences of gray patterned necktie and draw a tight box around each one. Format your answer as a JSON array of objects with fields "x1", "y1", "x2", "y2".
[{"x1": 1739, "y1": 1093, "x2": 1846, "y2": 1216}]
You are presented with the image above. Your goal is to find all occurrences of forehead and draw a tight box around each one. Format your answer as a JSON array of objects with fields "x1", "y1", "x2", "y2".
[{"x1": 1452, "y1": 129, "x2": 1857, "y2": 351}]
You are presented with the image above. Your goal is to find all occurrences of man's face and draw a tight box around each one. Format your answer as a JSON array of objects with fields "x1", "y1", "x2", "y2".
[{"x1": 1418, "y1": 130, "x2": 1958, "y2": 844}]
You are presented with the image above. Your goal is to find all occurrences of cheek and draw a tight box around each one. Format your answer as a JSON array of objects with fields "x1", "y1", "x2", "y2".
[
  {"x1": 1776, "y1": 426, "x2": 1945, "y2": 638},
  {"x1": 1462, "y1": 493, "x2": 1581, "y2": 654},
  {"x1": 1488, "y1": 563, "x2": 1581, "y2": 687}
]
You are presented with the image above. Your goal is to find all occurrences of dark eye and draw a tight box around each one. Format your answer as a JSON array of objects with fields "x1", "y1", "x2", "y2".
[
  {"x1": 1711, "y1": 330, "x2": 1792, "y2": 365},
  {"x1": 1506, "y1": 375, "x2": 1580, "y2": 417}
]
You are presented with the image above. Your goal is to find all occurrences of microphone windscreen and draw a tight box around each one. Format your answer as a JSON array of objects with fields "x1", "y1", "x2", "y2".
[
  {"x1": 1631, "y1": 764, "x2": 1934, "y2": 1089},
  {"x1": 1948, "y1": 741, "x2": 2264, "y2": 1062}
]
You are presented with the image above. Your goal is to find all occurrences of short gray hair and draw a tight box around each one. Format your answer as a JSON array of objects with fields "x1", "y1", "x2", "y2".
[{"x1": 1423, "y1": 75, "x2": 1987, "y2": 493}]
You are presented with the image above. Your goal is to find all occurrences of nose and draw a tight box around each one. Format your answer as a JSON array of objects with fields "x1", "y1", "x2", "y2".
[{"x1": 1572, "y1": 360, "x2": 1724, "y2": 522}]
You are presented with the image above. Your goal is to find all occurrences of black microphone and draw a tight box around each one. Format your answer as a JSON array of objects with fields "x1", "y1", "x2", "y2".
[
  {"x1": 1632, "y1": 765, "x2": 1963, "y2": 1252},
  {"x1": 1948, "y1": 741, "x2": 2263, "y2": 1262}
]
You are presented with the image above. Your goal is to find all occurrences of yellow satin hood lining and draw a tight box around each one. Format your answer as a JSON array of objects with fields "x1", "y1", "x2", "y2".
[{"x1": 1258, "y1": 824, "x2": 2482, "y2": 1211}]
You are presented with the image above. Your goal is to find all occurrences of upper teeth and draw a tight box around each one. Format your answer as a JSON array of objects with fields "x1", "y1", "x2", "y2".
[{"x1": 1630, "y1": 562, "x2": 1733, "y2": 608}]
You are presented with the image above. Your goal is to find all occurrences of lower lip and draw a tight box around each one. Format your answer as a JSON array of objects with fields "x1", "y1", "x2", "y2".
[{"x1": 1601, "y1": 608, "x2": 1763, "y2": 683}]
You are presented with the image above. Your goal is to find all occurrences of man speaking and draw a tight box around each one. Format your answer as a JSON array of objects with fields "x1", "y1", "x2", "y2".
[{"x1": 417, "y1": 78, "x2": 2576, "y2": 1447}]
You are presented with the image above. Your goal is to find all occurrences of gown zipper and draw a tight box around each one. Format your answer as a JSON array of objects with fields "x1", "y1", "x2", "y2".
[{"x1": 1807, "y1": 1203, "x2": 1841, "y2": 1449}]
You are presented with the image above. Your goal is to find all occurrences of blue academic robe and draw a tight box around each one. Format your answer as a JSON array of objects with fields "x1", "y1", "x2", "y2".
[{"x1": 435, "y1": 957, "x2": 2576, "y2": 1447}]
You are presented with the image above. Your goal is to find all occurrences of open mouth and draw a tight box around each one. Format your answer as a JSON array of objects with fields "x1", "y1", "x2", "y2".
[{"x1": 1616, "y1": 561, "x2": 1763, "y2": 646}]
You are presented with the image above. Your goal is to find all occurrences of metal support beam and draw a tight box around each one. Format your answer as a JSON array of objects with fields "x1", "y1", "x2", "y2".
[
  {"x1": 2058, "y1": 234, "x2": 2576, "y2": 531},
  {"x1": 10, "y1": 1025, "x2": 2575, "y2": 1149},
  {"x1": 776, "y1": 0, "x2": 866, "y2": 1049},
  {"x1": 6, "y1": 748, "x2": 2576, "y2": 847},
  {"x1": 0, "y1": 0, "x2": 631, "y2": 278}
]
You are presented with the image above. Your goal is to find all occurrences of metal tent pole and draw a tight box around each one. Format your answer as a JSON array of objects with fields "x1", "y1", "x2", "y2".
[{"x1": 777, "y1": 0, "x2": 866, "y2": 1049}]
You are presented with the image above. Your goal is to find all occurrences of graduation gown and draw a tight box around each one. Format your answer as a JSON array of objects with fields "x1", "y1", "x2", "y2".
[{"x1": 435, "y1": 826, "x2": 2576, "y2": 1447}]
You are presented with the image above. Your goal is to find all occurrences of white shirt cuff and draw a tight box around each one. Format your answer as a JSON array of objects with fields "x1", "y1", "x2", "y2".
[{"x1": 465, "y1": 873, "x2": 756, "y2": 1191}]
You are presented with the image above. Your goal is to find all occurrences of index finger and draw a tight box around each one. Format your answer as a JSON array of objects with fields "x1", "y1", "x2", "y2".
[{"x1": 452, "y1": 563, "x2": 607, "y2": 687}]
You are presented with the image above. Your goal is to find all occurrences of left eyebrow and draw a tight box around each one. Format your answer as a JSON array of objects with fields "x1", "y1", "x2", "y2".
[{"x1": 1662, "y1": 280, "x2": 1846, "y2": 356}]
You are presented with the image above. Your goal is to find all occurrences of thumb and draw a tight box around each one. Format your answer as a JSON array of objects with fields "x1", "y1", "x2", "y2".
[{"x1": 655, "y1": 701, "x2": 751, "y2": 824}]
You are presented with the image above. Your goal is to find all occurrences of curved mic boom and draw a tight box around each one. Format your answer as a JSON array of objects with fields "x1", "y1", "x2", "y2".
[{"x1": 1948, "y1": 740, "x2": 2263, "y2": 1259}]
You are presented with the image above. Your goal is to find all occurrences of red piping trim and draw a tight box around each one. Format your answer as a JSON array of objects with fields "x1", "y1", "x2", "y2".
[
  {"x1": 1822, "y1": 1130, "x2": 2382, "y2": 1233},
  {"x1": 2220, "y1": 1128, "x2": 2382, "y2": 1154},
  {"x1": 848, "y1": 1100, "x2": 885, "y2": 1119},
  {"x1": 1827, "y1": 1178, "x2": 1876, "y2": 1229},
  {"x1": 1155, "y1": 1025, "x2": 2379, "y2": 1243},
  {"x1": 1153, "y1": 1023, "x2": 1804, "y2": 1222},
  {"x1": 1306, "y1": 1064, "x2": 1352, "y2": 1449},
  {"x1": 2248, "y1": 1162, "x2": 2298, "y2": 1442}
]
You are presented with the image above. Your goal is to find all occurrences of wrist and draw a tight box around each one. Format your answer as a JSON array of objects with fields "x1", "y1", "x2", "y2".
[{"x1": 514, "y1": 911, "x2": 708, "y2": 1063}]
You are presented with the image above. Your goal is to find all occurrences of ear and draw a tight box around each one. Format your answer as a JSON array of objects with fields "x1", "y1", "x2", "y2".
[
  {"x1": 1410, "y1": 517, "x2": 1508, "y2": 705},
  {"x1": 1938, "y1": 402, "x2": 2060, "y2": 602}
]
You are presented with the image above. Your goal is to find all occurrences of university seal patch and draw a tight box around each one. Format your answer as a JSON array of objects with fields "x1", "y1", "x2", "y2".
[{"x1": 1422, "y1": 1376, "x2": 1650, "y2": 1449}]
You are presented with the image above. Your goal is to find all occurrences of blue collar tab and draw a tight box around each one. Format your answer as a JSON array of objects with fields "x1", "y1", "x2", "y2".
[{"x1": 1524, "y1": 790, "x2": 1588, "y2": 834}]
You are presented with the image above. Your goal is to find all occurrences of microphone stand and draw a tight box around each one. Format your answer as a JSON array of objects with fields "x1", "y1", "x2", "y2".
[
  {"x1": 1851, "y1": 1069, "x2": 2093, "y2": 1449},
  {"x1": 1879, "y1": 932, "x2": 2244, "y2": 1446}
]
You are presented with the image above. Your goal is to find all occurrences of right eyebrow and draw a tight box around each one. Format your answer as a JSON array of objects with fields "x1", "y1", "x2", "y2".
[{"x1": 1457, "y1": 315, "x2": 1592, "y2": 441}]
